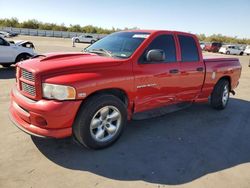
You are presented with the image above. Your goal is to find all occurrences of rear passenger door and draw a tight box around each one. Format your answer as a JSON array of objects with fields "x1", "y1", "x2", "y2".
[
  {"x1": 231, "y1": 46, "x2": 237, "y2": 54},
  {"x1": 177, "y1": 34, "x2": 205, "y2": 101},
  {"x1": 85, "y1": 35, "x2": 93, "y2": 43}
]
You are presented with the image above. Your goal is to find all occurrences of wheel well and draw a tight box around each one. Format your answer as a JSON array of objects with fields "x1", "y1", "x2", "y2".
[
  {"x1": 15, "y1": 53, "x2": 31, "y2": 62},
  {"x1": 83, "y1": 88, "x2": 129, "y2": 107},
  {"x1": 217, "y1": 76, "x2": 231, "y2": 91}
]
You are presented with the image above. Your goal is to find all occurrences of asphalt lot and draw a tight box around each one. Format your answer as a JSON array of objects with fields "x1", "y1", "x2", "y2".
[{"x1": 0, "y1": 36, "x2": 250, "y2": 188}]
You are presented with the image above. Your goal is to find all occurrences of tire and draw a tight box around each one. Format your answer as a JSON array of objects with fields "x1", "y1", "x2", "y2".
[
  {"x1": 91, "y1": 40, "x2": 95, "y2": 44},
  {"x1": 226, "y1": 51, "x2": 230, "y2": 55},
  {"x1": 73, "y1": 94, "x2": 127, "y2": 149},
  {"x1": 1, "y1": 63, "x2": 12, "y2": 68},
  {"x1": 15, "y1": 53, "x2": 32, "y2": 63},
  {"x1": 210, "y1": 79, "x2": 230, "y2": 110},
  {"x1": 240, "y1": 52, "x2": 243, "y2": 56},
  {"x1": 75, "y1": 39, "x2": 80, "y2": 43}
]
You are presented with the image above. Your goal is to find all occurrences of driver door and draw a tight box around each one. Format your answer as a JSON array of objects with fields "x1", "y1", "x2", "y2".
[{"x1": 133, "y1": 33, "x2": 180, "y2": 113}]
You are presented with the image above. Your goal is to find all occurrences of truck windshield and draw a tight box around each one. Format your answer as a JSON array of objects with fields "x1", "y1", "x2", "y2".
[{"x1": 84, "y1": 32, "x2": 150, "y2": 58}]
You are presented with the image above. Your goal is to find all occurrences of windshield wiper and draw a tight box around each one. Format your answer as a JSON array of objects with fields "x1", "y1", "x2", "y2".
[{"x1": 88, "y1": 48, "x2": 113, "y2": 57}]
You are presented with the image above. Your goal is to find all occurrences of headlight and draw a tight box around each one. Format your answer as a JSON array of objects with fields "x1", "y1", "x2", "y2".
[{"x1": 42, "y1": 83, "x2": 76, "y2": 100}]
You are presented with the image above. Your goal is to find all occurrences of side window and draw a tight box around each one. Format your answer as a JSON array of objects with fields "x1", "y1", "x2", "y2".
[
  {"x1": 0, "y1": 38, "x2": 4, "y2": 45},
  {"x1": 140, "y1": 34, "x2": 176, "y2": 63},
  {"x1": 0, "y1": 38, "x2": 8, "y2": 46},
  {"x1": 178, "y1": 35, "x2": 199, "y2": 62}
]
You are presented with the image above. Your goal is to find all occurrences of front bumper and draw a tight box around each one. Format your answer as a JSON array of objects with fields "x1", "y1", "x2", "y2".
[{"x1": 9, "y1": 87, "x2": 82, "y2": 138}]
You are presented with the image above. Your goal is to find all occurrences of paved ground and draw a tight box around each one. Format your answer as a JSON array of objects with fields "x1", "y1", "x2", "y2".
[{"x1": 1, "y1": 36, "x2": 250, "y2": 188}]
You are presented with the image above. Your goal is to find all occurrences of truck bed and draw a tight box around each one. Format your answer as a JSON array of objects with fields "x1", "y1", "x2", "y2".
[
  {"x1": 203, "y1": 56, "x2": 239, "y2": 63},
  {"x1": 198, "y1": 56, "x2": 241, "y2": 102}
]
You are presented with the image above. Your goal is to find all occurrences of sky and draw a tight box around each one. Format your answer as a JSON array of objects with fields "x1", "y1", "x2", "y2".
[{"x1": 0, "y1": 0, "x2": 250, "y2": 38}]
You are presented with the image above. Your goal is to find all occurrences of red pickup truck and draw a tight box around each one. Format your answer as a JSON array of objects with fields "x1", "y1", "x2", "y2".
[
  {"x1": 9, "y1": 30, "x2": 241, "y2": 149},
  {"x1": 204, "y1": 42, "x2": 223, "y2": 52}
]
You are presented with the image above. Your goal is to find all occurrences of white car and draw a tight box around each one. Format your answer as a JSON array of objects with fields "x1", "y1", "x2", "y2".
[
  {"x1": 244, "y1": 45, "x2": 250, "y2": 55},
  {"x1": 219, "y1": 45, "x2": 244, "y2": 55},
  {"x1": 0, "y1": 37, "x2": 36, "y2": 68},
  {"x1": 0, "y1": 31, "x2": 10, "y2": 38},
  {"x1": 72, "y1": 35, "x2": 97, "y2": 44}
]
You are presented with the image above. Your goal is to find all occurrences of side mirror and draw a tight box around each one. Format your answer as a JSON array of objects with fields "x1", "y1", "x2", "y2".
[{"x1": 146, "y1": 49, "x2": 165, "y2": 62}]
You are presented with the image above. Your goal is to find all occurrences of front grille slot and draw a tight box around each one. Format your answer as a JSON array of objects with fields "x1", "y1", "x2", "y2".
[
  {"x1": 21, "y1": 82, "x2": 36, "y2": 96},
  {"x1": 21, "y1": 69, "x2": 35, "y2": 82}
]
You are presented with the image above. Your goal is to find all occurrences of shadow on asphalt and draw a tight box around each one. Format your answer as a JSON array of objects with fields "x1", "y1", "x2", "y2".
[
  {"x1": 0, "y1": 66, "x2": 16, "y2": 79},
  {"x1": 32, "y1": 98, "x2": 250, "y2": 185}
]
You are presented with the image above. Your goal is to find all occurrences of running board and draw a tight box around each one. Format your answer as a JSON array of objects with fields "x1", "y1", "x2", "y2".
[{"x1": 132, "y1": 102, "x2": 192, "y2": 120}]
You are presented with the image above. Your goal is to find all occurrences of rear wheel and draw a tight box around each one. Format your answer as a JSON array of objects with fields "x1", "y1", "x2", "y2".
[
  {"x1": 210, "y1": 79, "x2": 230, "y2": 110},
  {"x1": 75, "y1": 39, "x2": 80, "y2": 43},
  {"x1": 240, "y1": 52, "x2": 244, "y2": 56},
  {"x1": 73, "y1": 94, "x2": 127, "y2": 149},
  {"x1": 91, "y1": 40, "x2": 95, "y2": 44},
  {"x1": 226, "y1": 51, "x2": 230, "y2": 55}
]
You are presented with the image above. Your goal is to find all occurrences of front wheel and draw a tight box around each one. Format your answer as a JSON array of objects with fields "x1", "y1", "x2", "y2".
[
  {"x1": 16, "y1": 54, "x2": 32, "y2": 63},
  {"x1": 73, "y1": 95, "x2": 127, "y2": 149},
  {"x1": 210, "y1": 79, "x2": 230, "y2": 110},
  {"x1": 1, "y1": 64, "x2": 12, "y2": 68}
]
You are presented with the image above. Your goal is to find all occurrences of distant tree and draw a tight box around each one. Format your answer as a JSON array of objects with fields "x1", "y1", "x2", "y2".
[
  {"x1": 20, "y1": 19, "x2": 40, "y2": 29},
  {"x1": 68, "y1": 24, "x2": 82, "y2": 32}
]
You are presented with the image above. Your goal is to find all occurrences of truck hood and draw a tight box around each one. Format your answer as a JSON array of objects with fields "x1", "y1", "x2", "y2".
[{"x1": 18, "y1": 52, "x2": 125, "y2": 75}]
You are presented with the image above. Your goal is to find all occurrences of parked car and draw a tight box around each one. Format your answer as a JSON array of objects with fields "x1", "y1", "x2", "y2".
[
  {"x1": 219, "y1": 45, "x2": 244, "y2": 55},
  {"x1": 72, "y1": 35, "x2": 97, "y2": 44},
  {"x1": 0, "y1": 31, "x2": 10, "y2": 38},
  {"x1": 204, "y1": 42, "x2": 222, "y2": 52},
  {"x1": 244, "y1": 45, "x2": 250, "y2": 55},
  {"x1": 7, "y1": 31, "x2": 18, "y2": 37},
  {"x1": 9, "y1": 30, "x2": 241, "y2": 149},
  {"x1": 0, "y1": 36, "x2": 36, "y2": 67}
]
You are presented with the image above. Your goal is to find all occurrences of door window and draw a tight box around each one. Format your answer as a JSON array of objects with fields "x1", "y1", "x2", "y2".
[
  {"x1": 0, "y1": 38, "x2": 9, "y2": 46},
  {"x1": 178, "y1": 35, "x2": 199, "y2": 62},
  {"x1": 140, "y1": 34, "x2": 177, "y2": 63}
]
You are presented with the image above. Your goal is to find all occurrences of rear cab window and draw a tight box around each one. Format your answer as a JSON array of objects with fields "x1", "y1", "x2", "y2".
[{"x1": 178, "y1": 35, "x2": 199, "y2": 62}]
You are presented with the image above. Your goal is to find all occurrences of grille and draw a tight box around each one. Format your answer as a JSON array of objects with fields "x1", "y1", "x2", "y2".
[
  {"x1": 21, "y1": 82, "x2": 36, "y2": 96},
  {"x1": 21, "y1": 69, "x2": 35, "y2": 82}
]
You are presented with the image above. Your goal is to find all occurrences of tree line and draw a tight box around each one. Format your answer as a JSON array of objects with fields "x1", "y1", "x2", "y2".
[
  {"x1": 1, "y1": 18, "x2": 249, "y2": 44},
  {"x1": 0, "y1": 18, "x2": 122, "y2": 34},
  {"x1": 197, "y1": 34, "x2": 250, "y2": 45}
]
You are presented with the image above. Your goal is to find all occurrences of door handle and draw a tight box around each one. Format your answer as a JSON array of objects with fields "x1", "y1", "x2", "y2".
[
  {"x1": 169, "y1": 69, "x2": 179, "y2": 74},
  {"x1": 196, "y1": 67, "x2": 204, "y2": 72}
]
